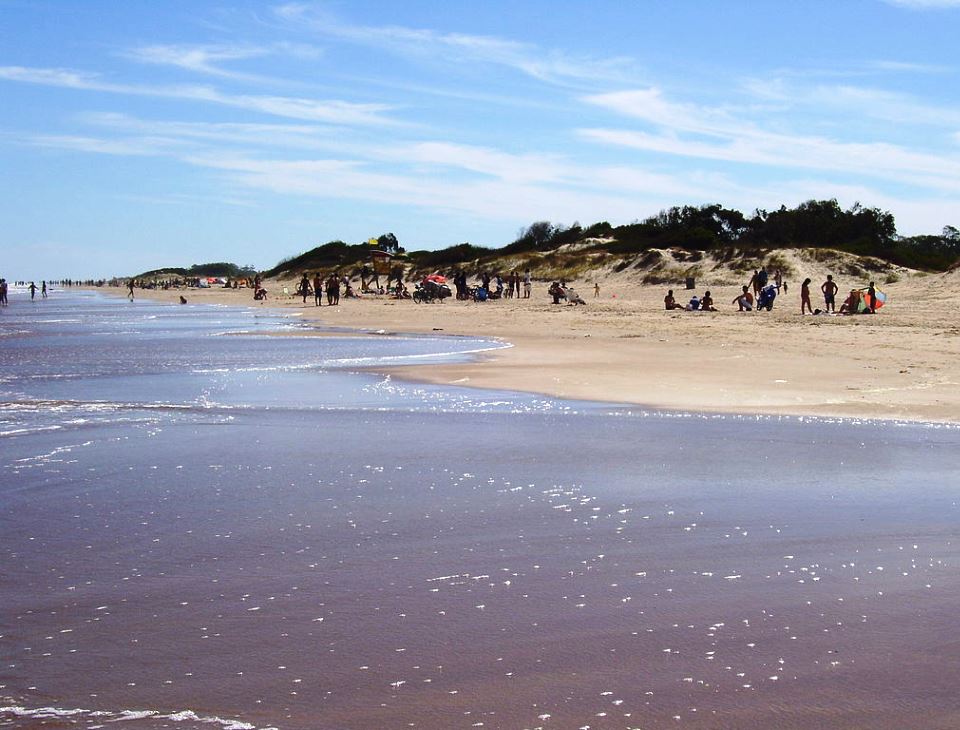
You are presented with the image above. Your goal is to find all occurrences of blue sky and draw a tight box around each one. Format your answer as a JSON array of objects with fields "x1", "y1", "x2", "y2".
[{"x1": 2, "y1": 0, "x2": 959, "y2": 279}]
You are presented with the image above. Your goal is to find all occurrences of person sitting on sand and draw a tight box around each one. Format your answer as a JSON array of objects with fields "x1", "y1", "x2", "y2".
[
  {"x1": 732, "y1": 286, "x2": 754, "y2": 311},
  {"x1": 548, "y1": 281, "x2": 566, "y2": 305},
  {"x1": 801, "y1": 278, "x2": 813, "y2": 315},
  {"x1": 664, "y1": 289, "x2": 684, "y2": 310},
  {"x1": 686, "y1": 294, "x2": 701, "y2": 311},
  {"x1": 839, "y1": 289, "x2": 859, "y2": 314},
  {"x1": 566, "y1": 287, "x2": 586, "y2": 305},
  {"x1": 700, "y1": 291, "x2": 717, "y2": 311}
]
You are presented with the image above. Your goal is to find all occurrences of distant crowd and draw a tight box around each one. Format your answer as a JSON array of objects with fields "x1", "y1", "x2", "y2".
[{"x1": 666, "y1": 265, "x2": 884, "y2": 315}]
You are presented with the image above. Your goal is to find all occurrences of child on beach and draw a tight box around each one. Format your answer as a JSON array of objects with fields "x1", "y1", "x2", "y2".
[
  {"x1": 821, "y1": 275, "x2": 839, "y2": 313},
  {"x1": 732, "y1": 286, "x2": 754, "y2": 311},
  {"x1": 801, "y1": 278, "x2": 813, "y2": 314}
]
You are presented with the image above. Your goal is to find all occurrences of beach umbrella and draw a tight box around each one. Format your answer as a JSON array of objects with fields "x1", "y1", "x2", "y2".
[{"x1": 857, "y1": 287, "x2": 887, "y2": 311}]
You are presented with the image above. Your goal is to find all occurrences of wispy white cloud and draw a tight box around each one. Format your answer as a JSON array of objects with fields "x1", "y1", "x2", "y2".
[
  {"x1": 271, "y1": 3, "x2": 638, "y2": 87},
  {"x1": 22, "y1": 133, "x2": 185, "y2": 156},
  {"x1": 123, "y1": 44, "x2": 271, "y2": 81},
  {"x1": 77, "y1": 112, "x2": 340, "y2": 150},
  {"x1": 582, "y1": 87, "x2": 960, "y2": 193},
  {"x1": 122, "y1": 41, "x2": 325, "y2": 84},
  {"x1": 0, "y1": 65, "x2": 398, "y2": 125},
  {"x1": 740, "y1": 77, "x2": 960, "y2": 127}
]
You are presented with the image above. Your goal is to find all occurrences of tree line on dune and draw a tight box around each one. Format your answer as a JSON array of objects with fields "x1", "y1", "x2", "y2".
[{"x1": 136, "y1": 199, "x2": 960, "y2": 279}]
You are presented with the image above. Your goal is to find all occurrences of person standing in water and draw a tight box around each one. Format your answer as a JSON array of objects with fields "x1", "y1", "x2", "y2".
[
  {"x1": 29, "y1": 281, "x2": 37, "y2": 300},
  {"x1": 127, "y1": 279, "x2": 135, "y2": 300},
  {"x1": 41, "y1": 280, "x2": 48, "y2": 298}
]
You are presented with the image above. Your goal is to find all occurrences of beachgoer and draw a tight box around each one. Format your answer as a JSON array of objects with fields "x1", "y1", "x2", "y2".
[
  {"x1": 757, "y1": 283, "x2": 779, "y2": 311},
  {"x1": 821, "y1": 274, "x2": 839, "y2": 313},
  {"x1": 686, "y1": 294, "x2": 700, "y2": 311},
  {"x1": 839, "y1": 289, "x2": 858, "y2": 314},
  {"x1": 867, "y1": 281, "x2": 878, "y2": 313},
  {"x1": 313, "y1": 273, "x2": 323, "y2": 307},
  {"x1": 179, "y1": 295, "x2": 187, "y2": 304},
  {"x1": 594, "y1": 282, "x2": 600, "y2": 298},
  {"x1": 327, "y1": 274, "x2": 340, "y2": 305},
  {"x1": 29, "y1": 281, "x2": 37, "y2": 300},
  {"x1": 127, "y1": 280, "x2": 134, "y2": 301},
  {"x1": 523, "y1": 269, "x2": 531, "y2": 299},
  {"x1": 732, "y1": 285, "x2": 754, "y2": 311},
  {"x1": 801, "y1": 278, "x2": 813, "y2": 314},
  {"x1": 41, "y1": 281, "x2": 47, "y2": 298},
  {"x1": 548, "y1": 281, "x2": 564, "y2": 304},
  {"x1": 757, "y1": 266, "x2": 769, "y2": 289},
  {"x1": 0, "y1": 279, "x2": 7, "y2": 306},
  {"x1": 298, "y1": 274, "x2": 310, "y2": 304},
  {"x1": 664, "y1": 289, "x2": 684, "y2": 310},
  {"x1": 749, "y1": 270, "x2": 760, "y2": 296}
]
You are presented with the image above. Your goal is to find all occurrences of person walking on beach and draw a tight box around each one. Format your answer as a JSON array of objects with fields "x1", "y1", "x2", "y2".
[
  {"x1": 313, "y1": 273, "x2": 323, "y2": 307},
  {"x1": 0, "y1": 278, "x2": 8, "y2": 306},
  {"x1": 523, "y1": 269, "x2": 531, "y2": 299},
  {"x1": 298, "y1": 273, "x2": 310, "y2": 304},
  {"x1": 801, "y1": 278, "x2": 813, "y2": 314},
  {"x1": 41, "y1": 280, "x2": 47, "y2": 298},
  {"x1": 821, "y1": 274, "x2": 839, "y2": 313},
  {"x1": 127, "y1": 279, "x2": 135, "y2": 300},
  {"x1": 29, "y1": 281, "x2": 37, "y2": 300}
]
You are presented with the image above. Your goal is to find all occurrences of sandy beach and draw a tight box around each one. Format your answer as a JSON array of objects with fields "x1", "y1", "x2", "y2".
[{"x1": 120, "y1": 270, "x2": 960, "y2": 424}]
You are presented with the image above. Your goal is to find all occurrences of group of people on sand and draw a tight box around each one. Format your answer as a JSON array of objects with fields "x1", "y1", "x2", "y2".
[
  {"x1": 452, "y1": 269, "x2": 533, "y2": 301},
  {"x1": 665, "y1": 268, "x2": 883, "y2": 315},
  {"x1": 548, "y1": 280, "x2": 586, "y2": 305},
  {"x1": 801, "y1": 275, "x2": 881, "y2": 315},
  {"x1": 297, "y1": 272, "x2": 347, "y2": 306}
]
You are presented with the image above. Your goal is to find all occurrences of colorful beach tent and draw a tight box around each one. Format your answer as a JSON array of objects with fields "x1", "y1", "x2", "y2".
[{"x1": 857, "y1": 287, "x2": 887, "y2": 312}]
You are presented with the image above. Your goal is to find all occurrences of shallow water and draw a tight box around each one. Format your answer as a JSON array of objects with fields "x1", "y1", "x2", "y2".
[{"x1": 2, "y1": 293, "x2": 960, "y2": 729}]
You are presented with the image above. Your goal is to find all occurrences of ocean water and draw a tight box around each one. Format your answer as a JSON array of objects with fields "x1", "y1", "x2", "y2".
[{"x1": 2, "y1": 292, "x2": 960, "y2": 729}]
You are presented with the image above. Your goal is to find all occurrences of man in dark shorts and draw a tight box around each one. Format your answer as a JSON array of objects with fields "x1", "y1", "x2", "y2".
[{"x1": 821, "y1": 274, "x2": 839, "y2": 313}]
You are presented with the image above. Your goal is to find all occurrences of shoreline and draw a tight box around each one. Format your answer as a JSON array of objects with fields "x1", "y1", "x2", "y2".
[{"x1": 91, "y1": 280, "x2": 960, "y2": 425}]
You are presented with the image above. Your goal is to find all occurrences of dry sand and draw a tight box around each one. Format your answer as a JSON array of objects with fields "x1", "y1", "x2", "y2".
[{"x1": 119, "y1": 271, "x2": 960, "y2": 424}]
